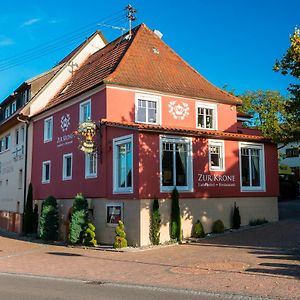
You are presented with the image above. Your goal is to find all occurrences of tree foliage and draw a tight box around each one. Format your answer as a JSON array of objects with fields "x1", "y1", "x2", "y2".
[
  {"x1": 150, "y1": 197, "x2": 161, "y2": 245},
  {"x1": 39, "y1": 195, "x2": 59, "y2": 241},
  {"x1": 114, "y1": 220, "x2": 128, "y2": 248},
  {"x1": 24, "y1": 183, "x2": 34, "y2": 234},
  {"x1": 69, "y1": 193, "x2": 88, "y2": 244},
  {"x1": 239, "y1": 90, "x2": 296, "y2": 144},
  {"x1": 170, "y1": 187, "x2": 181, "y2": 242},
  {"x1": 274, "y1": 27, "x2": 300, "y2": 134}
]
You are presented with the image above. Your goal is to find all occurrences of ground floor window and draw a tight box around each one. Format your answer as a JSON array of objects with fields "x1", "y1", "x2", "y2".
[
  {"x1": 240, "y1": 143, "x2": 265, "y2": 191},
  {"x1": 63, "y1": 153, "x2": 73, "y2": 181},
  {"x1": 113, "y1": 135, "x2": 133, "y2": 193},
  {"x1": 160, "y1": 136, "x2": 193, "y2": 192},
  {"x1": 42, "y1": 161, "x2": 51, "y2": 184},
  {"x1": 106, "y1": 203, "x2": 123, "y2": 225}
]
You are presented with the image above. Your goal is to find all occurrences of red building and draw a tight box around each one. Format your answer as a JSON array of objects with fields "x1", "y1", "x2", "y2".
[{"x1": 27, "y1": 24, "x2": 278, "y2": 246}]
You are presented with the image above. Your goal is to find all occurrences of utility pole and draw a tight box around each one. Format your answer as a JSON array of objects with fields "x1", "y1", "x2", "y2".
[{"x1": 126, "y1": 4, "x2": 137, "y2": 37}]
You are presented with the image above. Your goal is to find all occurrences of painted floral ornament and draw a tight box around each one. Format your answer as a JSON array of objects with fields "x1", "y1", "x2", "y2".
[
  {"x1": 60, "y1": 114, "x2": 71, "y2": 132},
  {"x1": 168, "y1": 101, "x2": 190, "y2": 120}
]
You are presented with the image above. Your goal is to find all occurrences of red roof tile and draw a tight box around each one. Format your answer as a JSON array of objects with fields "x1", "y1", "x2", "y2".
[{"x1": 42, "y1": 23, "x2": 241, "y2": 114}]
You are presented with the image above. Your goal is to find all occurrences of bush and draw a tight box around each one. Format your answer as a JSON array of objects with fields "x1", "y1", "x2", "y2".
[
  {"x1": 69, "y1": 193, "x2": 88, "y2": 244},
  {"x1": 33, "y1": 204, "x2": 39, "y2": 234},
  {"x1": 150, "y1": 197, "x2": 161, "y2": 245},
  {"x1": 83, "y1": 223, "x2": 97, "y2": 247},
  {"x1": 39, "y1": 195, "x2": 59, "y2": 241},
  {"x1": 232, "y1": 202, "x2": 241, "y2": 229},
  {"x1": 212, "y1": 219, "x2": 225, "y2": 233},
  {"x1": 170, "y1": 187, "x2": 181, "y2": 242},
  {"x1": 191, "y1": 220, "x2": 205, "y2": 238},
  {"x1": 24, "y1": 183, "x2": 34, "y2": 234},
  {"x1": 114, "y1": 220, "x2": 128, "y2": 248},
  {"x1": 249, "y1": 218, "x2": 268, "y2": 226}
]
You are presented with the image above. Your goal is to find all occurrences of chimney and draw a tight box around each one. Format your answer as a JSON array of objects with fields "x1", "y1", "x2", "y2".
[{"x1": 153, "y1": 30, "x2": 163, "y2": 39}]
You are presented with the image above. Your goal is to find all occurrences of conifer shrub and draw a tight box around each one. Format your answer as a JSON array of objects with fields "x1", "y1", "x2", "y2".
[
  {"x1": 69, "y1": 193, "x2": 88, "y2": 244},
  {"x1": 39, "y1": 195, "x2": 59, "y2": 241},
  {"x1": 232, "y1": 202, "x2": 241, "y2": 229},
  {"x1": 191, "y1": 220, "x2": 205, "y2": 238},
  {"x1": 170, "y1": 187, "x2": 181, "y2": 242},
  {"x1": 249, "y1": 218, "x2": 268, "y2": 226},
  {"x1": 113, "y1": 220, "x2": 128, "y2": 248},
  {"x1": 212, "y1": 219, "x2": 225, "y2": 234},
  {"x1": 83, "y1": 223, "x2": 98, "y2": 247},
  {"x1": 33, "y1": 204, "x2": 39, "y2": 234},
  {"x1": 150, "y1": 197, "x2": 161, "y2": 245},
  {"x1": 24, "y1": 183, "x2": 34, "y2": 234}
]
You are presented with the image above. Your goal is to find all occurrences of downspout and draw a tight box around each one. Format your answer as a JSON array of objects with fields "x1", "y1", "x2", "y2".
[{"x1": 17, "y1": 114, "x2": 30, "y2": 233}]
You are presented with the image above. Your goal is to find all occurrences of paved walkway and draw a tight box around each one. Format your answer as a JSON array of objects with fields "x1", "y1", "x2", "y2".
[{"x1": 0, "y1": 219, "x2": 300, "y2": 300}]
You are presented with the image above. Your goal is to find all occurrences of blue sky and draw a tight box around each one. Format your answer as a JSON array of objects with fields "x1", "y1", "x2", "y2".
[{"x1": 0, "y1": 0, "x2": 299, "y2": 101}]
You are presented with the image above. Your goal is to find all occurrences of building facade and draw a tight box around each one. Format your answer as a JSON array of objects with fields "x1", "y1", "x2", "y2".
[{"x1": 27, "y1": 24, "x2": 278, "y2": 246}]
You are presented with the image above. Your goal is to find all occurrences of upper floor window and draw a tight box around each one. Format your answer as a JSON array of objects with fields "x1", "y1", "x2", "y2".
[
  {"x1": 196, "y1": 102, "x2": 217, "y2": 130},
  {"x1": 113, "y1": 135, "x2": 133, "y2": 193},
  {"x1": 63, "y1": 153, "x2": 73, "y2": 181},
  {"x1": 85, "y1": 153, "x2": 97, "y2": 178},
  {"x1": 0, "y1": 134, "x2": 11, "y2": 152},
  {"x1": 160, "y1": 136, "x2": 193, "y2": 192},
  {"x1": 240, "y1": 143, "x2": 265, "y2": 192},
  {"x1": 42, "y1": 161, "x2": 51, "y2": 184},
  {"x1": 44, "y1": 116, "x2": 53, "y2": 142},
  {"x1": 80, "y1": 99, "x2": 91, "y2": 123},
  {"x1": 5, "y1": 107, "x2": 10, "y2": 119},
  {"x1": 208, "y1": 140, "x2": 225, "y2": 171},
  {"x1": 286, "y1": 148, "x2": 299, "y2": 158},
  {"x1": 11, "y1": 101, "x2": 17, "y2": 114},
  {"x1": 15, "y1": 126, "x2": 25, "y2": 146},
  {"x1": 135, "y1": 94, "x2": 161, "y2": 124}
]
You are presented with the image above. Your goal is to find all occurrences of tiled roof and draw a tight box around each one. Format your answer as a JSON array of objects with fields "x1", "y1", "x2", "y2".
[
  {"x1": 42, "y1": 23, "x2": 241, "y2": 114},
  {"x1": 101, "y1": 120, "x2": 270, "y2": 142}
]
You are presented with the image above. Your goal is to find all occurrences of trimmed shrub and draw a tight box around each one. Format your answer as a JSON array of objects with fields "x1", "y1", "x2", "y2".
[
  {"x1": 212, "y1": 219, "x2": 225, "y2": 233},
  {"x1": 33, "y1": 204, "x2": 39, "y2": 234},
  {"x1": 114, "y1": 220, "x2": 128, "y2": 248},
  {"x1": 249, "y1": 218, "x2": 268, "y2": 226},
  {"x1": 232, "y1": 202, "x2": 241, "y2": 229},
  {"x1": 170, "y1": 187, "x2": 181, "y2": 242},
  {"x1": 24, "y1": 183, "x2": 34, "y2": 234},
  {"x1": 150, "y1": 197, "x2": 161, "y2": 245},
  {"x1": 69, "y1": 193, "x2": 88, "y2": 244},
  {"x1": 39, "y1": 195, "x2": 59, "y2": 241},
  {"x1": 191, "y1": 220, "x2": 205, "y2": 238},
  {"x1": 83, "y1": 223, "x2": 97, "y2": 247}
]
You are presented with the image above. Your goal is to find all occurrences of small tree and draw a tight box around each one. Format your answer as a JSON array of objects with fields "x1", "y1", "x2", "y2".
[
  {"x1": 83, "y1": 223, "x2": 97, "y2": 247},
  {"x1": 170, "y1": 187, "x2": 181, "y2": 242},
  {"x1": 114, "y1": 220, "x2": 128, "y2": 248},
  {"x1": 69, "y1": 193, "x2": 88, "y2": 244},
  {"x1": 232, "y1": 202, "x2": 241, "y2": 229},
  {"x1": 150, "y1": 197, "x2": 161, "y2": 245},
  {"x1": 39, "y1": 195, "x2": 59, "y2": 241},
  {"x1": 33, "y1": 204, "x2": 39, "y2": 234},
  {"x1": 191, "y1": 220, "x2": 205, "y2": 238},
  {"x1": 24, "y1": 183, "x2": 34, "y2": 234}
]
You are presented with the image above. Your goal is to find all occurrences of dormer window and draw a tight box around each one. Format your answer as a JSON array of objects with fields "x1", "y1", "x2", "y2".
[
  {"x1": 5, "y1": 107, "x2": 10, "y2": 119},
  {"x1": 196, "y1": 102, "x2": 217, "y2": 130},
  {"x1": 11, "y1": 101, "x2": 16, "y2": 114},
  {"x1": 135, "y1": 93, "x2": 161, "y2": 124}
]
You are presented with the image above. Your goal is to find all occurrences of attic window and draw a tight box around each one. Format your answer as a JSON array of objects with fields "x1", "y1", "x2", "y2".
[
  {"x1": 60, "y1": 82, "x2": 72, "y2": 95},
  {"x1": 152, "y1": 47, "x2": 160, "y2": 55}
]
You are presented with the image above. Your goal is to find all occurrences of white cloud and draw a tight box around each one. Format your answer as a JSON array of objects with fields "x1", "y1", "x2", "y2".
[
  {"x1": 21, "y1": 18, "x2": 41, "y2": 27},
  {"x1": 0, "y1": 36, "x2": 14, "y2": 46}
]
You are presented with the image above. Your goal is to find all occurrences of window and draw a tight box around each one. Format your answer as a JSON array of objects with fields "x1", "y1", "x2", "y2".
[
  {"x1": 63, "y1": 153, "x2": 73, "y2": 180},
  {"x1": 240, "y1": 143, "x2": 265, "y2": 191},
  {"x1": 196, "y1": 102, "x2": 217, "y2": 130},
  {"x1": 0, "y1": 134, "x2": 11, "y2": 152},
  {"x1": 160, "y1": 136, "x2": 193, "y2": 192},
  {"x1": 44, "y1": 116, "x2": 53, "y2": 142},
  {"x1": 11, "y1": 101, "x2": 16, "y2": 114},
  {"x1": 106, "y1": 203, "x2": 123, "y2": 225},
  {"x1": 208, "y1": 140, "x2": 225, "y2": 171},
  {"x1": 15, "y1": 127, "x2": 24, "y2": 146},
  {"x1": 135, "y1": 94, "x2": 160, "y2": 124},
  {"x1": 80, "y1": 99, "x2": 91, "y2": 123},
  {"x1": 286, "y1": 148, "x2": 299, "y2": 158},
  {"x1": 85, "y1": 153, "x2": 97, "y2": 178},
  {"x1": 113, "y1": 135, "x2": 133, "y2": 193},
  {"x1": 42, "y1": 161, "x2": 51, "y2": 184},
  {"x1": 5, "y1": 107, "x2": 10, "y2": 119}
]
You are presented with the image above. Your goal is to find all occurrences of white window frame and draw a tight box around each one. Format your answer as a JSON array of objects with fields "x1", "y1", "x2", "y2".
[
  {"x1": 135, "y1": 93, "x2": 161, "y2": 125},
  {"x1": 62, "y1": 153, "x2": 73, "y2": 181},
  {"x1": 160, "y1": 135, "x2": 193, "y2": 192},
  {"x1": 106, "y1": 203, "x2": 123, "y2": 227},
  {"x1": 44, "y1": 116, "x2": 53, "y2": 143},
  {"x1": 4, "y1": 106, "x2": 10, "y2": 119},
  {"x1": 239, "y1": 142, "x2": 265, "y2": 192},
  {"x1": 79, "y1": 99, "x2": 91, "y2": 123},
  {"x1": 11, "y1": 101, "x2": 16, "y2": 114},
  {"x1": 42, "y1": 160, "x2": 51, "y2": 184},
  {"x1": 196, "y1": 101, "x2": 218, "y2": 130},
  {"x1": 113, "y1": 134, "x2": 133, "y2": 194},
  {"x1": 208, "y1": 139, "x2": 225, "y2": 171},
  {"x1": 85, "y1": 152, "x2": 97, "y2": 179}
]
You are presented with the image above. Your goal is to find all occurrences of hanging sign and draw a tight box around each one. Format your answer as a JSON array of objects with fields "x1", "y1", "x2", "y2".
[{"x1": 76, "y1": 120, "x2": 97, "y2": 153}]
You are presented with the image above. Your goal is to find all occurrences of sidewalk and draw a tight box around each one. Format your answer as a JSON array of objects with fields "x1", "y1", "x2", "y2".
[{"x1": 1, "y1": 220, "x2": 300, "y2": 300}]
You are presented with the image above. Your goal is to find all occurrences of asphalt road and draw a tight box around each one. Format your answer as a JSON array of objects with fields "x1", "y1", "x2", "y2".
[
  {"x1": 278, "y1": 197, "x2": 300, "y2": 220},
  {"x1": 0, "y1": 273, "x2": 247, "y2": 300}
]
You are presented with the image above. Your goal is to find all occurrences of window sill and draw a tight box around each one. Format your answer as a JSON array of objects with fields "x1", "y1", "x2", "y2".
[
  {"x1": 43, "y1": 139, "x2": 53, "y2": 143},
  {"x1": 113, "y1": 189, "x2": 133, "y2": 194},
  {"x1": 240, "y1": 187, "x2": 266, "y2": 192},
  {"x1": 85, "y1": 174, "x2": 97, "y2": 179},
  {"x1": 160, "y1": 186, "x2": 193, "y2": 193},
  {"x1": 42, "y1": 181, "x2": 50, "y2": 184}
]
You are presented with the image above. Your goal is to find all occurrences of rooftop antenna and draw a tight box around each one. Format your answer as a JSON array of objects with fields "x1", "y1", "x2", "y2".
[
  {"x1": 98, "y1": 23, "x2": 127, "y2": 35},
  {"x1": 126, "y1": 4, "x2": 137, "y2": 37}
]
